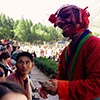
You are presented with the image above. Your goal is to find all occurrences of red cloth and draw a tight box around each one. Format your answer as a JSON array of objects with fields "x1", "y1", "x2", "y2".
[
  {"x1": 58, "y1": 80, "x2": 69, "y2": 100},
  {"x1": 56, "y1": 35, "x2": 100, "y2": 100}
]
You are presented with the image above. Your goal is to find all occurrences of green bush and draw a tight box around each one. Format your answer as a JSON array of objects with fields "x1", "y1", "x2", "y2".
[{"x1": 34, "y1": 57, "x2": 58, "y2": 78}]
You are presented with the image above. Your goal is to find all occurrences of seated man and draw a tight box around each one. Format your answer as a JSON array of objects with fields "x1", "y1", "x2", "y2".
[{"x1": 6, "y1": 51, "x2": 36, "y2": 100}]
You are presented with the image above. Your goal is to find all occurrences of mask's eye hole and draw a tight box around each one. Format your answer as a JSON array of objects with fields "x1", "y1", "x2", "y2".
[
  {"x1": 59, "y1": 13, "x2": 70, "y2": 19},
  {"x1": 58, "y1": 23, "x2": 64, "y2": 28}
]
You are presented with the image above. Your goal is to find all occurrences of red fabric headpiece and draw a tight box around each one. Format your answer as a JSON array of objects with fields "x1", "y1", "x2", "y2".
[
  {"x1": 48, "y1": 14, "x2": 56, "y2": 23},
  {"x1": 79, "y1": 7, "x2": 90, "y2": 29}
]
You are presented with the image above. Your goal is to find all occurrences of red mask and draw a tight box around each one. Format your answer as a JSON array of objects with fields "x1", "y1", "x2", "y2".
[{"x1": 48, "y1": 4, "x2": 90, "y2": 38}]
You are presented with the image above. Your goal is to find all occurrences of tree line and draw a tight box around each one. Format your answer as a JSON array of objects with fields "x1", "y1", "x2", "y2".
[
  {"x1": 0, "y1": 13, "x2": 64, "y2": 44},
  {"x1": 0, "y1": 13, "x2": 99, "y2": 44}
]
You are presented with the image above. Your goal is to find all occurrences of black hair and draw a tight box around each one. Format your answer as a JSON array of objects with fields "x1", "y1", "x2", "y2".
[
  {"x1": 0, "y1": 80, "x2": 28, "y2": 99},
  {"x1": 6, "y1": 43, "x2": 11, "y2": 49},
  {"x1": 15, "y1": 51, "x2": 33, "y2": 62},
  {"x1": 0, "y1": 51, "x2": 10, "y2": 61}
]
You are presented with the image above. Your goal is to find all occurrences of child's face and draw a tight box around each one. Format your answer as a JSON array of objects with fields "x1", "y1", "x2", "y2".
[{"x1": 1, "y1": 92, "x2": 27, "y2": 100}]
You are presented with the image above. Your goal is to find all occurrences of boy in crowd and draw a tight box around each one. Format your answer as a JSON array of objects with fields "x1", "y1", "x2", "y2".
[{"x1": 7, "y1": 51, "x2": 36, "y2": 100}]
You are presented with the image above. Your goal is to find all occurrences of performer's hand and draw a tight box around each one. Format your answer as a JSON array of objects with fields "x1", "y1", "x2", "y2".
[
  {"x1": 38, "y1": 87, "x2": 48, "y2": 98},
  {"x1": 39, "y1": 79, "x2": 58, "y2": 95}
]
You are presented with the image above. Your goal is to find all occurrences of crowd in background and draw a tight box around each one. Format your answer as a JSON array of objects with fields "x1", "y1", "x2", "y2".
[
  {"x1": 0, "y1": 39, "x2": 67, "y2": 100},
  {"x1": 0, "y1": 39, "x2": 71, "y2": 89},
  {"x1": 20, "y1": 41, "x2": 70, "y2": 62},
  {"x1": 0, "y1": 38, "x2": 69, "y2": 80},
  {"x1": 0, "y1": 39, "x2": 16, "y2": 78},
  {"x1": 0, "y1": 39, "x2": 38, "y2": 100},
  {"x1": 0, "y1": 38, "x2": 69, "y2": 99}
]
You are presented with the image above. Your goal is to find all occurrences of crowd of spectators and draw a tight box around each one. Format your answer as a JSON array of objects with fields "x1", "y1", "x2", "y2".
[
  {"x1": 0, "y1": 39, "x2": 68, "y2": 100},
  {"x1": 20, "y1": 41, "x2": 69, "y2": 62},
  {"x1": 0, "y1": 39, "x2": 40, "y2": 100},
  {"x1": 0, "y1": 39, "x2": 17, "y2": 79}
]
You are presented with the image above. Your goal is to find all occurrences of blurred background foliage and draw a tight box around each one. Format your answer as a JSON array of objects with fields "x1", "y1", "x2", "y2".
[
  {"x1": 0, "y1": 13, "x2": 63, "y2": 44},
  {"x1": 0, "y1": 13, "x2": 99, "y2": 44}
]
